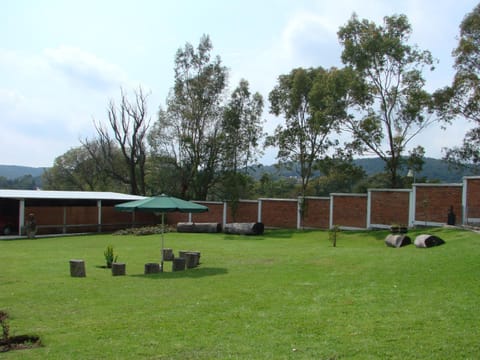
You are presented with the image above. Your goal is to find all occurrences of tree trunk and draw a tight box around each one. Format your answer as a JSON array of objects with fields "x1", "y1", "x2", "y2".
[
  {"x1": 224, "y1": 222, "x2": 264, "y2": 235},
  {"x1": 112, "y1": 262, "x2": 126, "y2": 276},
  {"x1": 384, "y1": 234, "x2": 411, "y2": 248},
  {"x1": 144, "y1": 263, "x2": 161, "y2": 274},
  {"x1": 69, "y1": 259, "x2": 86, "y2": 277},
  {"x1": 162, "y1": 248, "x2": 174, "y2": 261},
  {"x1": 172, "y1": 257, "x2": 186, "y2": 271},
  {"x1": 177, "y1": 222, "x2": 222, "y2": 233}
]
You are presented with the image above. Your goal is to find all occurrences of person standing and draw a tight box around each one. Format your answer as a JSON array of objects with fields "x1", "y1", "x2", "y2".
[{"x1": 26, "y1": 213, "x2": 37, "y2": 238}]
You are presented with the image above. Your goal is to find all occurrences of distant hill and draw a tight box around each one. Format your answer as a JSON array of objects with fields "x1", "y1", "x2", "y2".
[
  {"x1": 0, "y1": 158, "x2": 477, "y2": 190},
  {"x1": 0, "y1": 165, "x2": 46, "y2": 189},
  {"x1": 0, "y1": 165, "x2": 46, "y2": 180},
  {"x1": 249, "y1": 157, "x2": 477, "y2": 183}
]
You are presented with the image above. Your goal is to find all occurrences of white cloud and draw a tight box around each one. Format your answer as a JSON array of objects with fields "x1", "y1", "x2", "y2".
[
  {"x1": 44, "y1": 46, "x2": 129, "y2": 91},
  {"x1": 0, "y1": 47, "x2": 140, "y2": 166}
]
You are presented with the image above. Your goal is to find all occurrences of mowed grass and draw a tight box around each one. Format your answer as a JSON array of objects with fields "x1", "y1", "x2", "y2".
[{"x1": 0, "y1": 228, "x2": 479, "y2": 359}]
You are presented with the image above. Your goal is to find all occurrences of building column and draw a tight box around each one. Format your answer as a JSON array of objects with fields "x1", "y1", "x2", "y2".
[
  {"x1": 19, "y1": 199, "x2": 25, "y2": 235},
  {"x1": 97, "y1": 200, "x2": 102, "y2": 233}
]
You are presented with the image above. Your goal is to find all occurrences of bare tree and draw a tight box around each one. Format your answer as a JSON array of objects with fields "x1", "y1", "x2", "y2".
[{"x1": 82, "y1": 87, "x2": 150, "y2": 195}]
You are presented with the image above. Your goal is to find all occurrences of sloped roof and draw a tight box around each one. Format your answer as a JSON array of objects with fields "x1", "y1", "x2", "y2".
[{"x1": 0, "y1": 189, "x2": 145, "y2": 201}]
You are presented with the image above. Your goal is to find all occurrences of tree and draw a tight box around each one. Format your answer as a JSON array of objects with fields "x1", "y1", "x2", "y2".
[
  {"x1": 338, "y1": 14, "x2": 435, "y2": 187},
  {"x1": 267, "y1": 67, "x2": 349, "y2": 199},
  {"x1": 222, "y1": 79, "x2": 264, "y2": 173},
  {"x1": 82, "y1": 87, "x2": 150, "y2": 195},
  {"x1": 219, "y1": 79, "x2": 264, "y2": 215},
  {"x1": 152, "y1": 35, "x2": 228, "y2": 200},
  {"x1": 43, "y1": 145, "x2": 126, "y2": 192},
  {"x1": 312, "y1": 153, "x2": 366, "y2": 196},
  {"x1": 436, "y1": 4, "x2": 480, "y2": 170}
]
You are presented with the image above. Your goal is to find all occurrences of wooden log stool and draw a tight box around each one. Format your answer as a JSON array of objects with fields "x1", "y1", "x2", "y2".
[
  {"x1": 184, "y1": 252, "x2": 198, "y2": 269},
  {"x1": 162, "y1": 248, "x2": 174, "y2": 261},
  {"x1": 69, "y1": 259, "x2": 86, "y2": 277},
  {"x1": 172, "y1": 257, "x2": 186, "y2": 271},
  {"x1": 112, "y1": 262, "x2": 126, "y2": 276},
  {"x1": 179, "y1": 251, "x2": 201, "y2": 268},
  {"x1": 188, "y1": 251, "x2": 201, "y2": 267},
  {"x1": 144, "y1": 262, "x2": 161, "y2": 274}
]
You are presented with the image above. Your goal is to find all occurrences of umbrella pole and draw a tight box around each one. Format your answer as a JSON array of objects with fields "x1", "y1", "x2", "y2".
[{"x1": 161, "y1": 212, "x2": 165, "y2": 272}]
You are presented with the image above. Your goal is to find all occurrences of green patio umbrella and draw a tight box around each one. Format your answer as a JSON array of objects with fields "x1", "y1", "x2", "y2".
[{"x1": 115, "y1": 194, "x2": 208, "y2": 270}]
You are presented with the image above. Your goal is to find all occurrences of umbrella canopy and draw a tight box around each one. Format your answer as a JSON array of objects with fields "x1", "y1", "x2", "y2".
[
  {"x1": 115, "y1": 194, "x2": 208, "y2": 214},
  {"x1": 114, "y1": 194, "x2": 208, "y2": 271}
]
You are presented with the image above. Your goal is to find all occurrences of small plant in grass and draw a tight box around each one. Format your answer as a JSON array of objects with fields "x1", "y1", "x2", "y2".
[
  {"x1": 329, "y1": 225, "x2": 340, "y2": 247},
  {"x1": 104, "y1": 245, "x2": 118, "y2": 268}
]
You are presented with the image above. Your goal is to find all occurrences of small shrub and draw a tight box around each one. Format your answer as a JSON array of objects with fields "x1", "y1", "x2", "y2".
[
  {"x1": 0, "y1": 311, "x2": 10, "y2": 347},
  {"x1": 113, "y1": 225, "x2": 172, "y2": 236},
  {"x1": 104, "y1": 245, "x2": 118, "y2": 268},
  {"x1": 329, "y1": 225, "x2": 340, "y2": 247}
]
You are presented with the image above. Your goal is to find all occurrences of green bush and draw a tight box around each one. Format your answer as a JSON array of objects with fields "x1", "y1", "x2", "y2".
[{"x1": 103, "y1": 245, "x2": 118, "y2": 268}]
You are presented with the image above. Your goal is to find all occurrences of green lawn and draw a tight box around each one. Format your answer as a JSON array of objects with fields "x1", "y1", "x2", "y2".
[{"x1": 0, "y1": 228, "x2": 479, "y2": 359}]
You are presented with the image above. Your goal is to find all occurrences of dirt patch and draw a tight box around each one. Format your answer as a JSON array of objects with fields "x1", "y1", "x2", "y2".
[
  {"x1": 0, "y1": 310, "x2": 42, "y2": 353},
  {"x1": 0, "y1": 335, "x2": 42, "y2": 352}
]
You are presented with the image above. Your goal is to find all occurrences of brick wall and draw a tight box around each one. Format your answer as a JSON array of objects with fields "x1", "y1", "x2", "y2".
[
  {"x1": 166, "y1": 202, "x2": 224, "y2": 225},
  {"x1": 9, "y1": 179, "x2": 479, "y2": 237},
  {"x1": 414, "y1": 184, "x2": 462, "y2": 224},
  {"x1": 192, "y1": 202, "x2": 224, "y2": 223},
  {"x1": 369, "y1": 190, "x2": 410, "y2": 226},
  {"x1": 331, "y1": 194, "x2": 367, "y2": 229},
  {"x1": 465, "y1": 177, "x2": 480, "y2": 220},
  {"x1": 226, "y1": 201, "x2": 258, "y2": 223},
  {"x1": 302, "y1": 197, "x2": 330, "y2": 229},
  {"x1": 260, "y1": 198, "x2": 297, "y2": 228}
]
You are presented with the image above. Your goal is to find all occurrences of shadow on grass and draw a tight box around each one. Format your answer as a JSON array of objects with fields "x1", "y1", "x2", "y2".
[
  {"x1": 130, "y1": 267, "x2": 228, "y2": 279},
  {"x1": 222, "y1": 229, "x2": 295, "y2": 241},
  {"x1": 264, "y1": 229, "x2": 295, "y2": 238}
]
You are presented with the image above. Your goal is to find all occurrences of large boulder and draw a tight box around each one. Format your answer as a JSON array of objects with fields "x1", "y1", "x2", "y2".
[
  {"x1": 385, "y1": 234, "x2": 411, "y2": 248},
  {"x1": 414, "y1": 234, "x2": 445, "y2": 248}
]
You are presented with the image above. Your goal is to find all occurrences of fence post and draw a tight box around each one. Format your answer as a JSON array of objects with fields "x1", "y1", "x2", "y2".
[
  {"x1": 329, "y1": 195, "x2": 334, "y2": 229},
  {"x1": 409, "y1": 187, "x2": 415, "y2": 227},
  {"x1": 258, "y1": 199, "x2": 262, "y2": 224},
  {"x1": 366, "y1": 190, "x2": 372, "y2": 229},
  {"x1": 462, "y1": 177, "x2": 468, "y2": 225}
]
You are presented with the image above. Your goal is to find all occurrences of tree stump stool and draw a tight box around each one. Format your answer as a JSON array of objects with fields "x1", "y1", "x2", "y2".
[
  {"x1": 112, "y1": 262, "x2": 126, "y2": 276},
  {"x1": 188, "y1": 251, "x2": 201, "y2": 267},
  {"x1": 144, "y1": 262, "x2": 161, "y2": 274},
  {"x1": 69, "y1": 259, "x2": 86, "y2": 277},
  {"x1": 162, "y1": 248, "x2": 174, "y2": 261},
  {"x1": 183, "y1": 252, "x2": 200, "y2": 268},
  {"x1": 172, "y1": 257, "x2": 186, "y2": 271}
]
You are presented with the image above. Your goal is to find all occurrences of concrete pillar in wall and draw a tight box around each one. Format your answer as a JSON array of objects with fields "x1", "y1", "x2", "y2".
[
  {"x1": 258, "y1": 199, "x2": 262, "y2": 223},
  {"x1": 462, "y1": 177, "x2": 468, "y2": 225},
  {"x1": 223, "y1": 201, "x2": 227, "y2": 229},
  {"x1": 329, "y1": 195, "x2": 334, "y2": 229},
  {"x1": 409, "y1": 187, "x2": 416, "y2": 227},
  {"x1": 366, "y1": 190, "x2": 372, "y2": 229},
  {"x1": 63, "y1": 206, "x2": 67, "y2": 234}
]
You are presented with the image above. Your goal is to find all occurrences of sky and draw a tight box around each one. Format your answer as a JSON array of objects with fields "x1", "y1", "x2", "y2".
[{"x1": 0, "y1": 0, "x2": 478, "y2": 168}]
